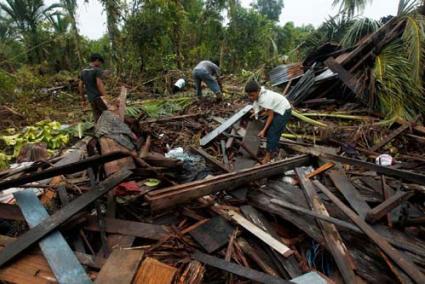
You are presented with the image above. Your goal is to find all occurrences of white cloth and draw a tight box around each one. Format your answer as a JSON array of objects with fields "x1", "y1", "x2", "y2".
[{"x1": 253, "y1": 87, "x2": 291, "y2": 116}]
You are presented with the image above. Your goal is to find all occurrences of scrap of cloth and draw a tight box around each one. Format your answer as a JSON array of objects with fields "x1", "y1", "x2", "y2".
[{"x1": 95, "y1": 111, "x2": 136, "y2": 151}]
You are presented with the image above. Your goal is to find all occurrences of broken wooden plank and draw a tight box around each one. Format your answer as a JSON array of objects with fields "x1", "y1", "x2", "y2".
[
  {"x1": 313, "y1": 180, "x2": 425, "y2": 284},
  {"x1": 189, "y1": 146, "x2": 230, "y2": 173},
  {"x1": 227, "y1": 210, "x2": 293, "y2": 257},
  {"x1": 0, "y1": 169, "x2": 131, "y2": 268},
  {"x1": 329, "y1": 169, "x2": 371, "y2": 219},
  {"x1": 270, "y1": 199, "x2": 361, "y2": 233},
  {"x1": 0, "y1": 151, "x2": 131, "y2": 191},
  {"x1": 295, "y1": 168, "x2": 359, "y2": 283},
  {"x1": 220, "y1": 140, "x2": 229, "y2": 167},
  {"x1": 133, "y1": 257, "x2": 177, "y2": 284},
  {"x1": 325, "y1": 57, "x2": 361, "y2": 96},
  {"x1": 237, "y1": 238, "x2": 279, "y2": 277},
  {"x1": 14, "y1": 190, "x2": 92, "y2": 284},
  {"x1": 321, "y1": 153, "x2": 425, "y2": 186},
  {"x1": 200, "y1": 105, "x2": 253, "y2": 146},
  {"x1": 84, "y1": 216, "x2": 168, "y2": 241},
  {"x1": 192, "y1": 251, "x2": 290, "y2": 284},
  {"x1": 94, "y1": 249, "x2": 143, "y2": 284},
  {"x1": 235, "y1": 120, "x2": 263, "y2": 170},
  {"x1": 370, "y1": 123, "x2": 410, "y2": 152},
  {"x1": 189, "y1": 216, "x2": 234, "y2": 253},
  {"x1": 146, "y1": 155, "x2": 310, "y2": 210},
  {"x1": 239, "y1": 205, "x2": 302, "y2": 278},
  {"x1": 117, "y1": 86, "x2": 128, "y2": 121},
  {"x1": 366, "y1": 191, "x2": 414, "y2": 224}
]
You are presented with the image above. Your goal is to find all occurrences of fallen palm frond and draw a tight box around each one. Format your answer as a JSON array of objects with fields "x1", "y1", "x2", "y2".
[
  {"x1": 300, "y1": 112, "x2": 377, "y2": 121},
  {"x1": 373, "y1": 41, "x2": 424, "y2": 119},
  {"x1": 292, "y1": 110, "x2": 328, "y2": 128},
  {"x1": 127, "y1": 96, "x2": 194, "y2": 118},
  {"x1": 341, "y1": 17, "x2": 380, "y2": 47}
]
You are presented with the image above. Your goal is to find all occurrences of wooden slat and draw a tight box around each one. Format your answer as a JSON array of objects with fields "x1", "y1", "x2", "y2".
[
  {"x1": 321, "y1": 153, "x2": 425, "y2": 186},
  {"x1": 84, "y1": 216, "x2": 169, "y2": 241},
  {"x1": 228, "y1": 210, "x2": 293, "y2": 257},
  {"x1": 325, "y1": 57, "x2": 361, "y2": 96},
  {"x1": 0, "y1": 169, "x2": 131, "y2": 268},
  {"x1": 200, "y1": 105, "x2": 253, "y2": 146},
  {"x1": 94, "y1": 249, "x2": 143, "y2": 284},
  {"x1": 0, "y1": 152, "x2": 131, "y2": 191},
  {"x1": 192, "y1": 251, "x2": 290, "y2": 284},
  {"x1": 14, "y1": 190, "x2": 91, "y2": 284},
  {"x1": 329, "y1": 169, "x2": 371, "y2": 218},
  {"x1": 296, "y1": 168, "x2": 359, "y2": 283},
  {"x1": 189, "y1": 146, "x2": 230, "y2": 173},
  {"x1": 366, "y1": 191, "x2": 414, "y2": 224},
  {"x1": 133, "y1": 257, "x2": 176, "y2": 284},
  {"x1": 370, "y1": 124, "x2": 410, "y2": 152},
  {"x1": 313, "y1": 180, "x2": 425, "y2": 284}
]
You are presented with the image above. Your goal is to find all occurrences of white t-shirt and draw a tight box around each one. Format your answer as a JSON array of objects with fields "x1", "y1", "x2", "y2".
[{"x1": 253, "y1": 87, "x2": 291, "y2": 116}]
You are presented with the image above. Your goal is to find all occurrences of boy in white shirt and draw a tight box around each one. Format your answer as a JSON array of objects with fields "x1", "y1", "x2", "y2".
[{"x1": 245, "y1": 79, "x2": 292, "y2": 164}]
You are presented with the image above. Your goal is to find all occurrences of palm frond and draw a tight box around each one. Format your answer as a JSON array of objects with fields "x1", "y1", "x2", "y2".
[
  {"x1": 332, "y1": 0, "x2": 372, "y2": 17},
  {"x1": 373, "y1": 41, "x2": 424, "y2": 119},
  {"x1": 402, "y1": 14, "x2": 425, "y2": 91},
  {"x1": 341, "y1": 17, "x2": 380, "y2": 47},
  {"x1": 397, "y1": 0, "x2": 421, "y2": 16}
]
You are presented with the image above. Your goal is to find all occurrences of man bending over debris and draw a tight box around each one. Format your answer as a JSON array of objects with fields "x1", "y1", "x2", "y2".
[
  {"x1": 245, "y1": 79, "x2": 292, "y2": 164},
  {"x1": 192, "y1": 60, "x2": 223, "y2": 101},
  {"x1": 79, "y1": 53, "x2": 108, "y2": 122}
]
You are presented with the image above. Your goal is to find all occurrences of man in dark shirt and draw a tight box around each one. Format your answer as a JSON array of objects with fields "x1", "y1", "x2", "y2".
[
  {"x1": 78, "y1": 53, "x2": 108, "y2": 122},
  {"x1": 192, "y1": 60, "x2": 223, "y2": 101}
]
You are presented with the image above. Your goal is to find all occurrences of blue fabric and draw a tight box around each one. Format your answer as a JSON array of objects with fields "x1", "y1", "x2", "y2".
[
  {"x1": 192, "y1": 68, "x2": 221, "y2": 97},
  {"x1": 266, "y1": 108, "x2": 292, "y2": 153}
]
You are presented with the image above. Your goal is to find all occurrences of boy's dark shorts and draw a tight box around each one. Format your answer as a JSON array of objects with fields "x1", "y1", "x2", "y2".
[{"x1": 266, "y1": 109, "x2": 292, "y2": 154}]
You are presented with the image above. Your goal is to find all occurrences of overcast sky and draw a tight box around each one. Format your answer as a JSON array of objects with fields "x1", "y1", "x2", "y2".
[{"x1": 71, "y1": 0, "x2": 399, "y2": 40}]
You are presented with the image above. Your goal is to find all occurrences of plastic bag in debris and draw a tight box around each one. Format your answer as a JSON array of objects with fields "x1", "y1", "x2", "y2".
[{"x1": 166, "y1": 147, "x2": 209, "y2": 182}]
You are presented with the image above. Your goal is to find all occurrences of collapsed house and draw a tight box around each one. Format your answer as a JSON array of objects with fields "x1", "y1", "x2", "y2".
[{"x1": 0, "y1": 9, "x2": 425, "y2": 284}]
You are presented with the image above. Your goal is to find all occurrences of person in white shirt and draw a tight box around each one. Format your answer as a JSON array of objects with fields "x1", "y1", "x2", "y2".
[{"x1": 245, "y1": 79, "x2": 292, "y2": 164}]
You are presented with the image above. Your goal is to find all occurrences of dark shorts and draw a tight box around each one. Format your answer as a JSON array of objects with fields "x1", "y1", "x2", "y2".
[
  {"x1": 90, "y1": 97, "x2": 108, "y2": 122},
  {"x1": 266, "y1": 109, "x2": 292, "y2": 153}
]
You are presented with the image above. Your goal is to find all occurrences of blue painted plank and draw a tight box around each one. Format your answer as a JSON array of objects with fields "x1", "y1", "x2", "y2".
[{"x1": 14, "y1": 190, "x2": 92, "y2": 284}]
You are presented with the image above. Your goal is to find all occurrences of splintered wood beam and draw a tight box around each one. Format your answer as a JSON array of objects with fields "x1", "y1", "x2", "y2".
[
  {"x1": 325, "y1": 57, "x2": 361, "y2": 96},
  {"x1": 313, "y1": 180, "x2": 425, "y2": 284},
  {"x1": 369, "y1": 123, "x2": 410, "y2": 152},
  {"x1": 145, "y1": 155, "x2": 310, "y2": 210},
  {"x1": 295, "y1": 168, "x2": 359, "y2": 284},
  {"x1": 117, "y1": 86, "x2": 128, "y2": 121},
  {"x1": 366, "y1": 191, "x2": 414, "y2": 224},
  {"x1": 200, "y1": 105, "x2": 253, "y2": 146},
  {"x1": 321, "y1": 153, "x2": 425, "y2": 186},
  {"x1": 192, "y1": 251, "x2": 291, "y2": 284},
  {"x1": 0, "y1": 169, "x2": 131, "y2": 268},
  {"x1": 0, "y1": 151, "x2": 131, "y2": 191}
]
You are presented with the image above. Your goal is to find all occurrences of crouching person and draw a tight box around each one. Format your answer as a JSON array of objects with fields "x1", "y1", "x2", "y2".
[{"x1": 245, "y1": 79, "x2": 292, "y2": 164}]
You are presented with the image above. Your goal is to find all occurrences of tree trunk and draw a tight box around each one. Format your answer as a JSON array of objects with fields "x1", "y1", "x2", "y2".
[
  {"x1": 103, "y1": 0, "x2": 121, "y2": 69},
  {"x1": 69, "y1": 13, "x2": 82, "y2": 67}
]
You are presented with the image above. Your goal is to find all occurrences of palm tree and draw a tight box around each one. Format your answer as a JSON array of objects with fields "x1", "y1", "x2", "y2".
[
  {"x1": 0, "y1": 0, "x2": 60, "y2": 63},
  {"x1": 99, "y1": 0, "x2": 121, "y2": 67},
  {"x1": 332, "y1": 0, "x2": 371, "y2": 17},
  {"x1": 60, "y1": 0, "x2": 82, "y2": 66}
]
